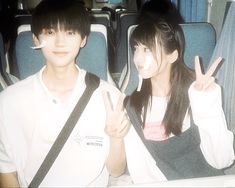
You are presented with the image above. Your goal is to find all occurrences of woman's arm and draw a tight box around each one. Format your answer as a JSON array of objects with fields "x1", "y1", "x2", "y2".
[
  {"x1": 189, "y1": 82, "x2": 235, "y2": 169},
  {"x1": 189, "y1": 56, "x2": 235, "y2": 168}
]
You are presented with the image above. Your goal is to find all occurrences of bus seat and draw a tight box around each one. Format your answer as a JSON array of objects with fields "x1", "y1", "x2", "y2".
[
  {"x1": 181, "y1": 22, "x2": 216, "y2": 70},
  {"x1": 113, "y1": 11, "x2": 137, "y2": 74},
  {"x1": 0, "y1": 32, "x2": 13, "y2": 88},
  {"x1": 14, "y1": 24, "x2": 115, "y2": 84},
  {"x1": 90, "y1": 9, "x2": 116, "y2": 81}
]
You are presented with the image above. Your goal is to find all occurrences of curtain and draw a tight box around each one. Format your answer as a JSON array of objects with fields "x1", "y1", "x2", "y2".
[
  {"x1": 179, "y1": 0, "x2": 207, "y2": 22},
  {"x1": 208, "y1": 2, "x2": 235, "y2": 132}
]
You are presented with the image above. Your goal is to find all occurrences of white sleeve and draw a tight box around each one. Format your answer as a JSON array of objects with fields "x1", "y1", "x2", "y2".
[
  {"x1": 189, "y1": 82, "x2": 235, "y2": 169},
  {"x1": 0, "y1": 99, "x2": 16, "y2": 173}
]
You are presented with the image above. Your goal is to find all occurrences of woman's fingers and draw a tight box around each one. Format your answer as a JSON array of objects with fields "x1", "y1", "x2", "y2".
[
  {"x1": 205, "y1": 57, "x2": 222, "y2": 78},
  {"x1": 194, "y1": 56, "x2": 222, "y2": 91},
  {"x1": 195, "y1": 56, "x2": 202, "y2": 79}
]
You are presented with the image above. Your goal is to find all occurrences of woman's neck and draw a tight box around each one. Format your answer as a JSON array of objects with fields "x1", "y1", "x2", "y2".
[{"x1": 151, "y1": 72, "x2": 171, "y2": 97}]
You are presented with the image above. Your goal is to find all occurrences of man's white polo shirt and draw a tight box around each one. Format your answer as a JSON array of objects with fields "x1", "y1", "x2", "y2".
[{"x1": 0, "y1": 66, "x2": 121, "y2": 187}]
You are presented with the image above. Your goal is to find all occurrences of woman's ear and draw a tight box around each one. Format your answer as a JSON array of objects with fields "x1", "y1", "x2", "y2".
[
  {"x1": 32, "y1": 34, "x2": 40, "y2": 46},
  {"x1": 168, "y1": 50, "x2": 179, "y2": 64}
]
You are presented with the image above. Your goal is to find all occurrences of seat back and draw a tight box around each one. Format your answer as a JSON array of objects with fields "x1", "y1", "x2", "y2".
[
  {"x1": 90, "y1": 9, "x2": 116, "y2": 78},
  {"x1": 0, "y1": 32, "x2": 10, "y2": 89},
  {"x1": 15, "y1": 14, "x2": 32, "y2": 26},
  {"x1": 181, "y1": 22, "x2": 216, "y2": 70},
  {"x1": 121, "y1": 22, "x2": 216, "y2": 95},
  {"x1": 114, "y1": 11, "x2": 137, "y2": 73},
  {"x1": 90, "y1": 10, "x2": 112, "y2": 27},
  {"x1": 14, "y1": 24, "x2": 113, "y2": 82},
  {"x1": 0, "y1": 33, "x2": 6, "y2": 91}
]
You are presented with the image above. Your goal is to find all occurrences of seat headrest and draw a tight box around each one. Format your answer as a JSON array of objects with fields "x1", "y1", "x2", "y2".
[{"x1": 15, "y1": 29, "x2": 108, "y2": 80}]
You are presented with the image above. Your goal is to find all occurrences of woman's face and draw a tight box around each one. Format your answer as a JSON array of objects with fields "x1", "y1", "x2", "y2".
[{"x1": 133, "y1": 39, "x2": 171, "y2": 79}]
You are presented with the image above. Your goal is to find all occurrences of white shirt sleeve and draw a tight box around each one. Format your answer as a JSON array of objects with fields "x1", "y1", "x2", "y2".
[
  {"x1": 188, "y1": 82, "x2": 235, "y2": 169},
  {"x1": 0, "y1": 103, "x2": 16, "y2": 173}
]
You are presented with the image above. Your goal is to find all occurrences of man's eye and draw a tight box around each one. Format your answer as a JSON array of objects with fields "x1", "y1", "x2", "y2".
[
  {"x1": 67, "y1": 31, "x2": 76, "y2": 35},
  {"x1": 46, "y1": 30, "x2": 54, "y2": 35}
]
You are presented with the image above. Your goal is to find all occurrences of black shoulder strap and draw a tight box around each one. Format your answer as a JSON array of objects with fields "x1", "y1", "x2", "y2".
[
  {"x1": 125, "y1": 97, "x2": 180, "y2": 180},
  {"x1": 29, "y1": 72, "x2": 100, "y2": 188}
]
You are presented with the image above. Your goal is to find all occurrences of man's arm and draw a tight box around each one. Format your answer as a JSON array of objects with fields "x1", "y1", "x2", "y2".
[
  {"x1": 106, "y1": 138, "x2": 127, "y2": 177},
  {"x1": 103, "y1": 92, "x2": 130, "y2": 177},
  {"x1": 0, "y1": 172, "x2": 20, "y2": 188}
]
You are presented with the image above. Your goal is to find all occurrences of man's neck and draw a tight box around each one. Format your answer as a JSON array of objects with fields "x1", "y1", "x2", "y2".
[{"x1": 42, "y1": 65, "x2": 79, "y2": 104}]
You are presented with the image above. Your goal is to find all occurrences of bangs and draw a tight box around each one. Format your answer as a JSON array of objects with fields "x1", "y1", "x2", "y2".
[
  {"x1": 35, "y1": 12, "x2": 83, "y2": 32},
  {"x1": 130, "y1": 23, "x2": 157, "y2": 52}
]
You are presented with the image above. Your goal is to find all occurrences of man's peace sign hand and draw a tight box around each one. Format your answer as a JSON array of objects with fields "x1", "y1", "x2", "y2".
[
  {"x1": 194, "y1": 56, "x2": 222, "y2": 91},
  {"x1": 102, "y1": 91, "x2": 130, "y2": 138}
]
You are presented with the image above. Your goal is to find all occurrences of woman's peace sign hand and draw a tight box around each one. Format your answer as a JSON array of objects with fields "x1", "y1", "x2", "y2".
[
  {"x1": 194, "y1": 56, "x2": 222, "y2": 91},
  {"x1": 102, "y1": 91, "x2": 130, "y2": 138}
]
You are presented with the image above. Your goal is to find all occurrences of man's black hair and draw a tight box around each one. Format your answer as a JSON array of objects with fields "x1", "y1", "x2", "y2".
[{"x1": 31, "y1": 0, "x2": 90, "y2": 39}]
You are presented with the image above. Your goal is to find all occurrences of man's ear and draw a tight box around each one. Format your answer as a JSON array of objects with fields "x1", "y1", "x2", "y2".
[
  {"x1": 80, "y1": 36, "x2": 87, "y2": 48},
  {"x1": 168, "y1": 50, "x2": 179, "y2": 64},
  {"x1": 32, "y1": 34, "x2": 40, "y2": 46}
]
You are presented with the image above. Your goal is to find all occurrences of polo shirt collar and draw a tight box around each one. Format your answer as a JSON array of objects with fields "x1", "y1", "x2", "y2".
[{"x1": 36, "y1": 65, "x2": 86, "y2": 106}]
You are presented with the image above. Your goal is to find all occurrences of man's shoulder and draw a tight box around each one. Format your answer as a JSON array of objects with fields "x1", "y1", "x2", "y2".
[
  {"x1": 98, "y1": 79, "x2": 121, "y2": 95},
  {"x1": 83, "y1": 71, "x2": 121, "y2": 95},
  {"x1": 79, "y1": 70, "x2": 122, "y2": 100},
  {"x1": 0, "y1": 74, "x2": 38, "y2": 99}
]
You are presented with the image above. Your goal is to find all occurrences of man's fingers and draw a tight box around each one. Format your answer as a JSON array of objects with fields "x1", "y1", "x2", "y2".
[
  {"x1": 119, "y1": 119, "x2": 130, "y2": 133},
  {"x1": 116, "y1": 120, "x2": 131, "y2": 138},
  {"x1": 103, "y1": 91, "x2": 125, "y2": 113},
  {"x1": 105, "y1": 110, "x2": 130, "y2": 138},
  {"x1": 102, "y1": 91, "x2": 113, "y2": 112},
  {"x1": 105, "y1": 126, "x2": 116, "y2": 135},
  {"x1": 115, "y1": 94, "x2": 125, "y2": 112}
]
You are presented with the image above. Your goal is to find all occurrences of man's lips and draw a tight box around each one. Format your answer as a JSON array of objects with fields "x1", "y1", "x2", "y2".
[{"x1": 53, "y1": 51, "x2": 68, "y2": 56}]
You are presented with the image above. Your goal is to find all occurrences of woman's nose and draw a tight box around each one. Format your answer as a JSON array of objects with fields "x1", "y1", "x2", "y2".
[{"x1": 133, "y1": 51, "x2": 144, "y2": 65}]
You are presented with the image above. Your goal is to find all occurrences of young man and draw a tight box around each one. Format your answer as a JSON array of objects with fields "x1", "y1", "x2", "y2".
[{"x1": 0, "y1": 0, "x2": 128, "y2": 187}]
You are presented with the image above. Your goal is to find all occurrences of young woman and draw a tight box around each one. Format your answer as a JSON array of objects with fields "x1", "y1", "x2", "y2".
[{"x1": 124, "y1": 17, "x2": 235, "y2": 184}]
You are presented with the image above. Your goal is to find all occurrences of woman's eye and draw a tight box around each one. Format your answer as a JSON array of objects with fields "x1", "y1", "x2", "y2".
[
  {"x1": 133, "y1": 45, "x2": 138, "y2": 51},
  {"x1": 143, "y1": 47, "x2": 150, "y2": 52}
]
